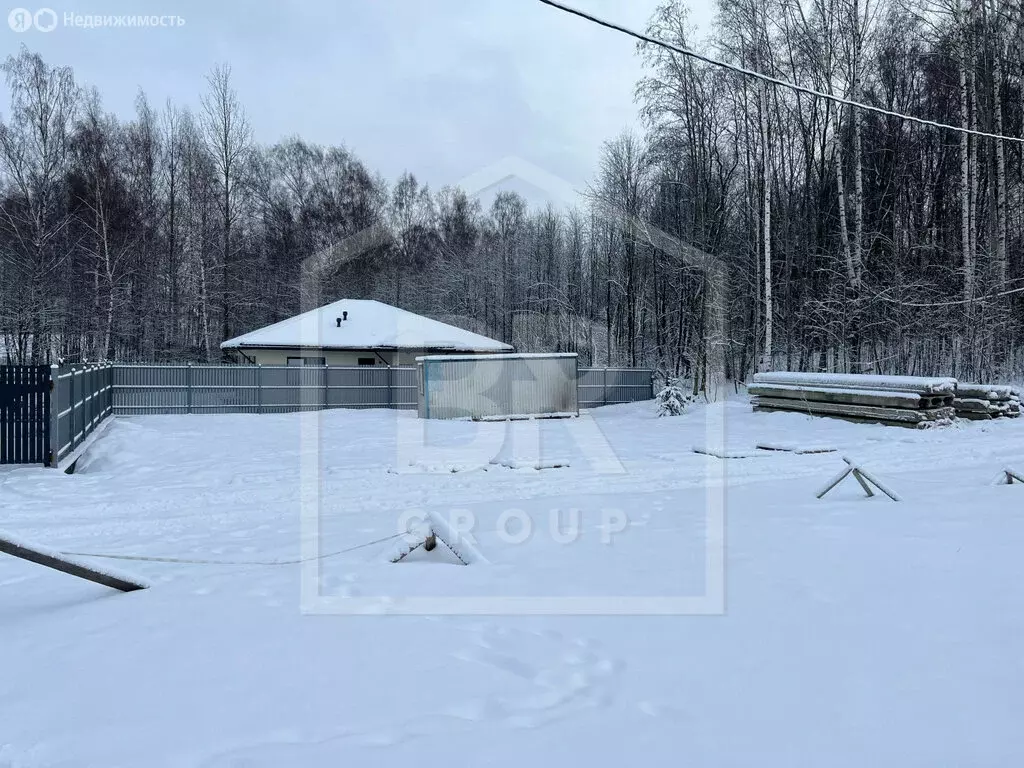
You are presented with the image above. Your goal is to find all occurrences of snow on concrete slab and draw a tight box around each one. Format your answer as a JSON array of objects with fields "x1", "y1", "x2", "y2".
[
  {"x1": 2, "y1": 397, "x2": 1024, "y2": 766},
  {"x1": 749, "y1": 382, "x2": 927, "y2": 403},
  {"x1": 753, "y1": 371, "x2": 958, "y2": 394},
  {"x1": 691, "y1": 445, "x2": 763, "y2": 459},
  {"x1": 957, "y1": 383, "x2": 1014, "y2": 400},
  {"x1": 756, "y1": 441, "x2": 837, "y2": 454}
]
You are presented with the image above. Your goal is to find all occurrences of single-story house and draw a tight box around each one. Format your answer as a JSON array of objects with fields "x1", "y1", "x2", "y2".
[{"x1": 220, "y1": 299, "x2": 512, "y2": 366}]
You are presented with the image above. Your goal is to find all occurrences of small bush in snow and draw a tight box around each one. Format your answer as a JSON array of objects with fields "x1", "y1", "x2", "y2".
[{"x1": 656, "y1": 378, "x2": 692, "y2": 417}]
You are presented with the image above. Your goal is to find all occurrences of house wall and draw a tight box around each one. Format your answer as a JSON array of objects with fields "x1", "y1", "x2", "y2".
[{"x1": 227, "y1": 348, "x2": 478, "y2": 367}]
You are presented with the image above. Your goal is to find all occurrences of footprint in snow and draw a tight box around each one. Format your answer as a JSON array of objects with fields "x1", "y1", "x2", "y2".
[
  {"x1": 454, "y1": 646, "x2": 539, "y2": 681},
  {"x1": 443, "y1": 697, "x2": 504, "y2": 722},
  {"x1": 449, "y1": 623, "x2": 623, "y2": 731}
]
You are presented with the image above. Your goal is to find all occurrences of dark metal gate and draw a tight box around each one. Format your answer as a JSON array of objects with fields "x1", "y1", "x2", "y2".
[{"x1": 0, "y1": 365, "x2": 50, "y2": 465}]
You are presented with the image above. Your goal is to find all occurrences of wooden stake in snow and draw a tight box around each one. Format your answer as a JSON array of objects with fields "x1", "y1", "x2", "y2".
[
  {"x1": 389, "y1": 511, "x2": 488, "y2": 565},
  {"x1": 0, "y1": 530, "x2": 149, "y2": 593},
  {"x1": 1000, "y1": 468, "x2": 1024, "y2": 485},
  {"x1": 816, "y1": 457, "x2": 901, "y2": 501}
]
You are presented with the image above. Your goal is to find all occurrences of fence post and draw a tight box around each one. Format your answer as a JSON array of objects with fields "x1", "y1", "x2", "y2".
[
  {"x1": 257, "y1": 364, "x2": 263, "y2": 414},
  {"x1": 388, "y1": 365, "x2": 394, "y2": 409},
  {"x1": 323, "y1": 363, "x2": 329, "y2": 411},
  {"x1": 48, "y1": 365, "x2": 59, "y2": 468},
  {"x1": 186, "y1": 363, "x2": 193, "y2": 414},
  {"x1": 70, "y1": 366, "x2": 78, "y2": 451},
  {"x1": 86, "y1": 365, "x2": 94, "y2": 431},
  {"x1": 603, "y1": 367, "x2": 609, "y2": 407}
]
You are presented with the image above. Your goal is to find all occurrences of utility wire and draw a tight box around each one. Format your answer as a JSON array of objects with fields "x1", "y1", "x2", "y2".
[
  {"x1": 537, "y1": 0, "x2": 1024, "y2": 144},
  {"x1": 876, "y1": 283, "x2": 1024, "y2": 307}
]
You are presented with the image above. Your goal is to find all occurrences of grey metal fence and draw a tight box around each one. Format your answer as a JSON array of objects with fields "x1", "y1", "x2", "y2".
[
  {"x1": 113, "y1": 364, "x2": 419, "y2": 415},
  {"x1": 3, "y1": 362, "x2": 649, "y2": 466},
  {"x1": 51, "y1": 364, "x2": 114, "y2": 466},
  {"x1": 577, "y1": 367, "x2": 654, "y2": 408},
  {"x1": 111, "y1": 364, "x2": 652, "y2": 416}
]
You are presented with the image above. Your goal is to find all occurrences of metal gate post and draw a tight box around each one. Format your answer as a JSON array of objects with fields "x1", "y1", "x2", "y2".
[
  {"x1": 69, "y1": 366, "x2": 77, "y2": 451},
  {"x1": 186, "y1": 362, "x2": 193, "y2": 414},
  {"x1": 85, "y1": 365, "x2": 93, "y2": 431},
  {"x1": 257, "y1": 364, "x2": 263, "y2": 414},
  {"x1": 48, "y1": 365, "x2": 60, "y2": 467}
]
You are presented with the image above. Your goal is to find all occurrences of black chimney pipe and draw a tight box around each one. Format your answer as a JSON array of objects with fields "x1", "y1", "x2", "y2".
[{"x1": 343, "y1": 311, "x2": 348, "y2": 321}]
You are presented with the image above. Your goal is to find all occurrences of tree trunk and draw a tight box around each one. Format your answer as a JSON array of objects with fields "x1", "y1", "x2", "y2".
[{"x1": 758, "y1": 82, "x2": 773, "y2": 372}]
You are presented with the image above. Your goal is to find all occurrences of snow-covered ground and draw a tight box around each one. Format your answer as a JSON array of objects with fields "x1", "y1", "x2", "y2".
[{"x1": 2, "y1": 399, "x2": 1024, "y2": 766}]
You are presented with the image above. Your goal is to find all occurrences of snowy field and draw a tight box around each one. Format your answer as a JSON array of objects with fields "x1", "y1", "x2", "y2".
[{"x1": 2, "y1": 399, "x2": 1024, "y2": 766}]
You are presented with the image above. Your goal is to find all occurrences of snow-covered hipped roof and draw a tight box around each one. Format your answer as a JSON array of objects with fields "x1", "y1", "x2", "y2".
[{"x1": 220, "y1": 299, "x2": 512, "y2": 352}]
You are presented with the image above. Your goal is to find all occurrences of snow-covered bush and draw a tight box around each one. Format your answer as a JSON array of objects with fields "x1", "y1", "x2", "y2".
[{"x1": 656, "y1": 377, "x2": 692, "y2": 417}]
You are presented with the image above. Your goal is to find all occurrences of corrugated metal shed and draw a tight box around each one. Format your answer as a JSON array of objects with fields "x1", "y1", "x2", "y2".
[{"x1": 416, "y1": 353, "x2": 579, "y2": 420}]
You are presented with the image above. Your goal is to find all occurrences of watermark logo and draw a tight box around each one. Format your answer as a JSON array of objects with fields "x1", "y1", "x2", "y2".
[
  {"x1": 34, "y1": 6, "x2": 54, "y2": 29},
  {"x1": 293, "y1": 155, "x2": 728, "y2": 616},
  {"x1": 396, "y1": 508, "x2": 630, "y2": 548},
  {"x1": 7, "y1": 8, "x2": 184, "y2": 31},
  {"x1": 8, "y1": 7, "x2": 54, "y2": 31}
]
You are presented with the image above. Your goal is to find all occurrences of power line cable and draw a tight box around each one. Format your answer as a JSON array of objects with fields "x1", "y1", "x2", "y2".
[
  {"x1": 537, "y1": 0, "x2": 1024, "y2": 144},
  {"x1": 876, "y1": 283, "x2": 1024, "y2": 307}
]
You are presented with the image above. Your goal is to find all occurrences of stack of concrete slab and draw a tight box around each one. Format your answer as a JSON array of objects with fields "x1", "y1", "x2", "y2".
[
  {"x1": 749, "y1": 372, "x2": 957, "y2": 428},
  {"x1": 953, "y1": 383, "x2": 1020, "y2": 420}
]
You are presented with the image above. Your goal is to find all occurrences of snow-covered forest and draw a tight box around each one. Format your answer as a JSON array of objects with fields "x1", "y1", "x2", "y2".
[{"x1": 2, "y1": 0, "x2": 1023, "y2": 381}]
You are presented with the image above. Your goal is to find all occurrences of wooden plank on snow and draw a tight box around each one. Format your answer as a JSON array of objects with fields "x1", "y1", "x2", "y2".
[{"x1": 0, "y1": 531, "x2": 148, "y2": 593}]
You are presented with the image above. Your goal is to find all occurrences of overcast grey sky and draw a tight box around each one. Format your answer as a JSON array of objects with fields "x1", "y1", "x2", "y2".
[{"x1": 1, "y1": 0, "x2": 715, "y2": 200}]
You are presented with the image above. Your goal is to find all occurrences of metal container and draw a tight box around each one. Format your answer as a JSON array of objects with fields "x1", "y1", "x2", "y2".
[{"x1": 416, "y1": 353, "x2": 579, "y2": 420}]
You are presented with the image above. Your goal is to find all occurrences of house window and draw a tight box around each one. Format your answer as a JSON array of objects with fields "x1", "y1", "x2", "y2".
[
  {"x1": 287, "y1": 356, "x2": 326, "y2": 367},
  {"x1": 357, "y1": 357, "x2": 376, "y2": 367}
]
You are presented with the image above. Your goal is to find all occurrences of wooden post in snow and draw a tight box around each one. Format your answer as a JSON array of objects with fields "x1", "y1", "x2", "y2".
[
  {"x1": 816, "y1": 456, "x2": 901, "y2": 501},
  {"x1": 0, "y1": 531, "x2": 148, "y2": 593},
  {"x1": 1000, "y1": 468, "x2": 1024, "y2": 485}
]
